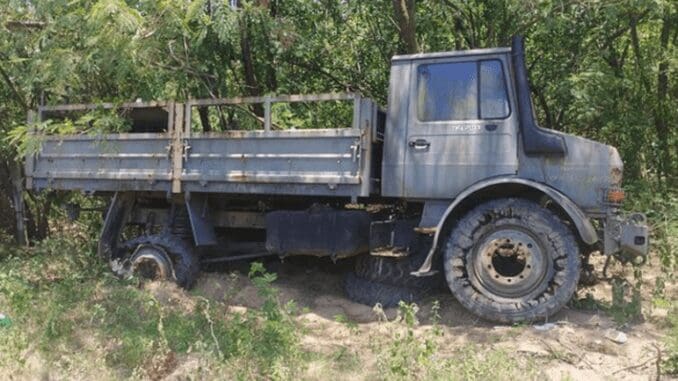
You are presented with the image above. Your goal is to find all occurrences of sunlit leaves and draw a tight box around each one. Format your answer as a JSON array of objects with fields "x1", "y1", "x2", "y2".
[{"x1": 0, "y1": 0, "x2": 674, "y2": 181}]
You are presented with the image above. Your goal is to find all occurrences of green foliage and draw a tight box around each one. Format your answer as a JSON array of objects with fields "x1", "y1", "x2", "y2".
[
  {"x1": 572, "y1": 269, "x2": 646, "y2": 325},
  {"x1": 571, "y1": 178, "x2": 676, "y2": 324},
  {"x1": 608, "y1": 272, "x2": 643, "y2": 324},
  {"x1": 375, "y1": 301, "x2": 538, "y2": 381},
  {"x1": 665, "y1": 304, "x2": 678, "y2": 375},
  {"x1": 246, "y1": 262, "x2": 302, "y2": 376},
  {"x1": 624, "y1": 180, "x2": 677, "y2": 272},
  {"x1": 0, "y1": 235, "x2": 302, "y2": 379},
  {"x1": 7, "y1": 108, "x2": 131, "y2": 157},
  {"x1": 379, "y1": 302, "x2": 439, "y2": 378}
]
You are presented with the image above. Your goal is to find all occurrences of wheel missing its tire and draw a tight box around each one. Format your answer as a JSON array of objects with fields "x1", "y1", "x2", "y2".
[
  {"x1": 128, "y1": 244, "x2": 175, "y2": 281},
  {"x1": 112, "y1": 234, "x2": 200, "y2": 289}
]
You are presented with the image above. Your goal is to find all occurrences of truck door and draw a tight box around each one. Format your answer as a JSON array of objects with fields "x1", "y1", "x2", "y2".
[{"x1": 403, "y1": 55, "x2": 518, "y2": 198}]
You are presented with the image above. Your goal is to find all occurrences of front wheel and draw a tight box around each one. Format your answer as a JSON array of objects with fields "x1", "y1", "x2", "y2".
[{"x1": 443, "y1": 198, "x2": 580, "y2": 323}]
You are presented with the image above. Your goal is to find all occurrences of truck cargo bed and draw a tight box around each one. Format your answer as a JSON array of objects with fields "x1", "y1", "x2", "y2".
[{"x1": 26, "y1": 94, "x2": 383, "y2": 198}]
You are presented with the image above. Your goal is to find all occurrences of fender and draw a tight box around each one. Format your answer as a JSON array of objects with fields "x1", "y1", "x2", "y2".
[{"x1": 412, "y1": 177, "x2": 599, "y2": 276}]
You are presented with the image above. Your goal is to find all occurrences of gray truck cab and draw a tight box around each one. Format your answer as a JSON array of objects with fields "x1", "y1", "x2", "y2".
[
  {"x1": 378, "y1": 37, "x2": 647, "y2": 277},
  {"x1": 383, "y1": 46, "x2": 518, "y2": 199}
]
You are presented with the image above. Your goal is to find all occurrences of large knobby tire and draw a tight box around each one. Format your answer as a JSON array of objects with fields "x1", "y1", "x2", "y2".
[
  {"x1": 117, "y1": 234, "x2": 200, "y2": 289},
  {"x1": 443, "y1": 198, "x2": 580, "y2": 323},
  {"x1": 343, "y1": 272, "x2": 424, "y2": 308},
  {"x1": 354, "y1": 243, "x2": 443, "y2": 291}
]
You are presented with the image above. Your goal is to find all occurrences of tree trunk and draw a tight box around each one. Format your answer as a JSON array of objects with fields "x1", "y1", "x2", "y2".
[
  {"x1": 36, "y1": 195, "x2": 52, "y2": 240},
  {"x1": 198, "y1": 107, "x2": 212, "y2": 132},
  {"x1": 392, "y1": 0, "x2": 418, "y2": 54},
  {"x1": 9, "y1": 161, "x2": 27, "y2": 245},
  {"x1": 239, "y1": 11, "x2": 264, "y2": 117},
  {"x1": 654, "y1": 9, "x2": 673, "y2": 185}
]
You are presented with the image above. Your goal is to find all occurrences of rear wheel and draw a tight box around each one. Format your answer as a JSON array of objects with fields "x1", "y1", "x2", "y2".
[
  {"x1": 354, "y1": 237, "x2": 443, "y2": 290},
  {"x1": 345, "y1": 237, "x2": 442, "y2": 308},
  {"x1": 443, "y1": 198, "x2": 580, "y2": 323},
  {"x1": 112, "y1": 234, "x2": 200, "y2": 289},
  {"x1": 343, "y1": 272, "x2": 423, "y2": 308}
]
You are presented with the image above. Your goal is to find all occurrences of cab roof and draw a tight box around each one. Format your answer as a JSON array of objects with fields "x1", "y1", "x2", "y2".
[{"x1": 391, "y1": 47, "x2": 512, "y2": 62}]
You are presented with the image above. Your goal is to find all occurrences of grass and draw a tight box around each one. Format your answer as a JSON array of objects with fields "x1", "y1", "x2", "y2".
[
  {"x1": 0, "y1": 233, "x2": 542, "y2": 380},
  {"x1": 624, "y1": 180, "x2": 677, "y2": 273},
  {"x1": 624, "y1": 180, "x2": 677, "y2": 375},
  {"x1": 1, "y1": 179, "x2": 676, "y2": 378},
  {"x1": 0, "y1": 236, "x2": 304, "y2": 380},
  {"x1": 372, "y1": 301, "x2": 540, "y2": 381}
]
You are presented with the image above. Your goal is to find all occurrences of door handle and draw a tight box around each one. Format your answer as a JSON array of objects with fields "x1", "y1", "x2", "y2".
[{"x1": 408, "y1": 139, "x2": 431, "y2": 150}]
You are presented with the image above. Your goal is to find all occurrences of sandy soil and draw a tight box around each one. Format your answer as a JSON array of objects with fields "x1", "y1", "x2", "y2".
[
  {"x1": 6, "y1": 253, "x2": 673, "y2": 380},
  {"x1": 148, "y1": 253, "x2": 675, "y2": 381}
]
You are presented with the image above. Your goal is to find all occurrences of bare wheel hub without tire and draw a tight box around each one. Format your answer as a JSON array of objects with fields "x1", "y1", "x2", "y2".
[
  {"x1": 129, "y1": 244, "x2": 175, "y2": 281},
  {"x1": 472, "y1": 228, "x2": 551, "y2": 300}
]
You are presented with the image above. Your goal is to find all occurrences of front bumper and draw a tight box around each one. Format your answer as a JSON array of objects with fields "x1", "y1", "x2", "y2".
[{"x1": 603, "y1": 213, "x2": 649, "y2": 264}]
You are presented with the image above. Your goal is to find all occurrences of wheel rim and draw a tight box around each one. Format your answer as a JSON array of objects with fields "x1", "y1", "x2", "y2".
[
  {"x1": 130, "y1": 244, "x2": 174, "y2": 281},
  {"x1": 470, "y1": 227, "x2": 552, "y2": 301}
]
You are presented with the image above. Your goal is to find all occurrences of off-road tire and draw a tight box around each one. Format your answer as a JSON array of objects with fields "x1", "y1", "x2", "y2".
[
  {"x1": 443, "y1": 198, "x2": 580, "y2": 323},
  {"x1": 344, "y1": 272, "x2": 424, "y2": 308},
  {"x1": 118, "y1": 234, "x2": 200, "y2": 289},
  {"x1": 354, "y1": 246, "x2": 443, "y2": 290}
]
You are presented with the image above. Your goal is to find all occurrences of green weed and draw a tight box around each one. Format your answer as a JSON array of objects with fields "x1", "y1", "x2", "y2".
[
  {"x1": 333, "y1": 313, "x2": 359, "y2": 332},
  {"x1": 378, "y1": 302, "x2": 440, "y2": 379},
  {"x1": 374, "y1": 301, "x2": 537, "y2": 381},
  {"x1": 663, "y1": 304, "x2": 678, "y2": 375},
  {"x1": 624, "y1": 181, "x2": 677, "y2": 274},
  {"x1": 0, "y1": 236, "x2": 304, "y2": 380}
]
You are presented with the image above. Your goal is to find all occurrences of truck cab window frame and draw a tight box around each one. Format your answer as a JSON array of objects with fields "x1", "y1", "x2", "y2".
[{"x1": 416, "y1": 59, "x2": 510, "y2": 122}]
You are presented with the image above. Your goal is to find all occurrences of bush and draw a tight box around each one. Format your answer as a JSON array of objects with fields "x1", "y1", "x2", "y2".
[
  {"x1": 665, "y1": 305, "x2": 678, "y2": 375},
  {"x1": 624, "y1": 180, "x2": 677, "y2": 273},
  {"x1": 0, "y1": 235, "x2": 304, "y2": 380}
]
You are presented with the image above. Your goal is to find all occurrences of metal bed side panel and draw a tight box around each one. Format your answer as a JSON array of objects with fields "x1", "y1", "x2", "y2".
[
  {"x1": 30, "y1": 133, "x2": 172, "y2": 192},
  {"x1": 182, "y1": 129, "x2": 370, "y2": 197}
]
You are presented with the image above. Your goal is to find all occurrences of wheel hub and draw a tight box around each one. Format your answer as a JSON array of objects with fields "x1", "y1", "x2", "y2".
[
  {"x1": 129, "y1": 244, "x2": 174, "y2": 281},
  {"x1": 472, "y1": 228, "x2": 551, "y2": 300}
]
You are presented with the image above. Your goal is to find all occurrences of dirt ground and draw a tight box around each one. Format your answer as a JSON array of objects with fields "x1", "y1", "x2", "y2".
[
  {"x1": 141, "y1": 253, "x2": 676, "y2": 381},
  {"x1": 3, "y1": 250, "x2": 674, "y2": 380}
]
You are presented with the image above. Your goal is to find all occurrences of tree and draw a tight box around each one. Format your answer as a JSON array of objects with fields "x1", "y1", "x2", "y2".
[{"x1": 0, "y1": 0, "x2": 675, "y2": 242}]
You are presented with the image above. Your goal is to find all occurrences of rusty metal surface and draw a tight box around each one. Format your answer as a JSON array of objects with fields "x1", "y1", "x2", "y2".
[
  {"x1": 26, "y1": 93, "x2": 381, "y2": 198},
  {"x1": 38, "y1": 100, "x2": 170, "y2": 113},
  {"x1": 30, "y1": 133, "x2": 173, "y2": 193},
  {"x1": 186, "y1": 93, "x2": 357, "y2": 107}
]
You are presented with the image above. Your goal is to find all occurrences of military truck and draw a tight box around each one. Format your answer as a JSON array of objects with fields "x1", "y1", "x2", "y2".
[{"x1": 24, "y1": 36, "x2": 648, "y2": 323}]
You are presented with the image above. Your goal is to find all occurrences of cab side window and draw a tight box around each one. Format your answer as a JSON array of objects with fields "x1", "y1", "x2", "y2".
[
  {"x1": 416, "y1": 59, "x2": 509, "y2": 122},
  {"x1": 479, "y1": 60, "x2": 510, "y2": 119}
]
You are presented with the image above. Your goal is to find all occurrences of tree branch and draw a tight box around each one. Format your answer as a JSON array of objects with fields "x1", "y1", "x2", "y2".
[
  {"x1": 5, "y1": 20, "x2": 46, "y2": 30},
  {"x1": 391, "y1": 0, "x2": 418, "y2": 53},
  {"x1": 0, "y1": 61, "x2": 28, "y2": 112}
]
